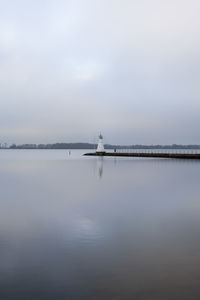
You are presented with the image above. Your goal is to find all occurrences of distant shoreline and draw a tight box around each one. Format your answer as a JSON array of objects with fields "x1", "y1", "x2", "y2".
[{"x1": 1, "y1": 143, "x2": 200, "y2": 150}]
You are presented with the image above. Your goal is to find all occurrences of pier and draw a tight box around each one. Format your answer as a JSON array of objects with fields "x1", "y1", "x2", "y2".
[
  {"x1": 84, "y1": 151, "x2": 200, "y2": 159},
  {"x1": 87, "y1": 134, "x2": 200, "y2": 159}
]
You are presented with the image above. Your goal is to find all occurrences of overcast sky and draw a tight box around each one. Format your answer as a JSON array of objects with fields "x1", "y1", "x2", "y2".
[{"x1": 1, "y1": 0, "x2": 200, "y2": 145}]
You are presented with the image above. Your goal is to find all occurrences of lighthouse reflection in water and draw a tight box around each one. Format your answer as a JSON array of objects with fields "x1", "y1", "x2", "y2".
[{"x1": 97, "y1": 156, "x2": 103, "y2": 178}]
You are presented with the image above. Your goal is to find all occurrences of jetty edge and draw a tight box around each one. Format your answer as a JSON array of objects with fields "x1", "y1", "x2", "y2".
[{"x1": 84, "y1": 152, "x2": 200, "y2": 159}]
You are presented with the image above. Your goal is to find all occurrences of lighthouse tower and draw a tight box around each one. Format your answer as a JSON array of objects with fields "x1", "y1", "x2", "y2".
[{"x1": 96, "y1": 134, "x2": 105, "y2": 154}]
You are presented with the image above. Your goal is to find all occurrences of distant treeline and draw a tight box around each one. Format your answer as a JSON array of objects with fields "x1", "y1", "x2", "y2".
[
  {"x1": 5, "y1": 143, "x2": 200, "y2": 149},
  {"x1": 9, "y1": 143, "x2": 97, "y2": 149}
]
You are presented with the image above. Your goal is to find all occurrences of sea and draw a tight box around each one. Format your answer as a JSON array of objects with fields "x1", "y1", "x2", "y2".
[{"x1": 0, "y1": 149, "x2": 200, "y2": 300}]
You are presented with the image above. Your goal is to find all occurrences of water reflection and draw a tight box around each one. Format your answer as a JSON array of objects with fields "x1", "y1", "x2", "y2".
[
  {"x1": 0, "y1": 151, "x2": 200, "y2": 299},
  {"x1": 97, "y1": 156, "x2": 103, "y2": 179}
]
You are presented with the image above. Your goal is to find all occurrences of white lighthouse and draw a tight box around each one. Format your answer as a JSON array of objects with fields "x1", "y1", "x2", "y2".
[{"x1": 96, "y1": 134, "x2": 105, "y2": 154}]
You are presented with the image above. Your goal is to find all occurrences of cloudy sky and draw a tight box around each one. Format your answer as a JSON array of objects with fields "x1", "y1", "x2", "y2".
[{"x1": 1, "y1": 0, "x2": 200, "y2": 145}]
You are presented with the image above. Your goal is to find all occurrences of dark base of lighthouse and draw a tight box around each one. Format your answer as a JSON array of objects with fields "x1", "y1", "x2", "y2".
[{"x1": 95, "y1": 151, "x2": 106, "y2": 156}]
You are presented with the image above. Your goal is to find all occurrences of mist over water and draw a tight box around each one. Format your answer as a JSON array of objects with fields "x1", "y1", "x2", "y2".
[{"x1": 0, "y1": 150, "x2": 200, "y2": 299}]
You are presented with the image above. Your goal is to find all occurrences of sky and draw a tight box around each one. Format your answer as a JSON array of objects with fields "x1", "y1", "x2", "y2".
[{"x1": 1, "y1": 0, "x2": 200, "y2": 145}]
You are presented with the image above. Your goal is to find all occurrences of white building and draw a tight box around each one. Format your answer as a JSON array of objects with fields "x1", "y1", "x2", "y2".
[{"x1": 96, "y1": 134, "x2": 105, "y2": 153}]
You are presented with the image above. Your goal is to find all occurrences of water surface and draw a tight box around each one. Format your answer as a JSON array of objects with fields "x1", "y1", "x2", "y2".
[{"x1": 0, "y1": 150, "x2": 200, "y2": 299}]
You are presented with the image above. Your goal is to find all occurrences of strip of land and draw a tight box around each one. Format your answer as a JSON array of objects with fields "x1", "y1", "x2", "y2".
[{"x1": 3, "y1": 143, "x2": 200, "y2": 150}]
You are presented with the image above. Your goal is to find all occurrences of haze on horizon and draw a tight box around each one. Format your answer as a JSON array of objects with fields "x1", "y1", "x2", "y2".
[{"x1": 1, "y1": 0, "x2": 200, "y2": 145}]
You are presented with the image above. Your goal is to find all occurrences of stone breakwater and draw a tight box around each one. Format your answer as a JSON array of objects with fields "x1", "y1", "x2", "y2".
[{"x1": 84, "y1": 152, "x2": 200, "y2": 159}]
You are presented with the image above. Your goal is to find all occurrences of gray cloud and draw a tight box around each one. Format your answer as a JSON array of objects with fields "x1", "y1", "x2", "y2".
[{"x1": 0, "y1": 0, "x2": 200, "y2": 144}]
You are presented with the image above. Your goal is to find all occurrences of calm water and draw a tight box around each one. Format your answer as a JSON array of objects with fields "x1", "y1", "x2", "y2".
[{"x1": 0, "y1": 150, "x2": 200, "y2": 299}]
